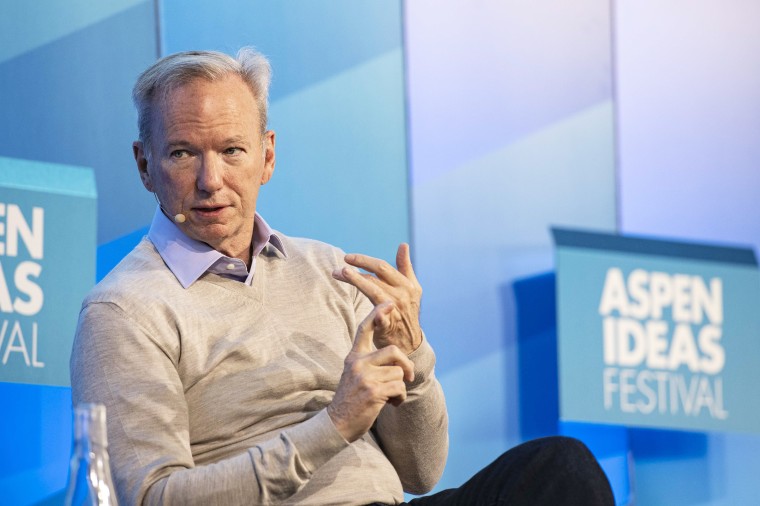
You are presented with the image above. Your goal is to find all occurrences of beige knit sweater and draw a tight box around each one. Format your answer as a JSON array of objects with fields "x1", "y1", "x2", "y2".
[{"x1": 71, "y1": 234, "x2": 448, "y2": 505}]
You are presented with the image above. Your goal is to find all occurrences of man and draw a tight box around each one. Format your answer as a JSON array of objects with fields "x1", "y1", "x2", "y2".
[{"x1": 71, "y1": 48, "x2": 614, "y2": 505}]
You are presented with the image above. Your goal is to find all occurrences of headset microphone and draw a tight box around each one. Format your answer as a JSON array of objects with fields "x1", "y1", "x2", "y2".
[{"x1": 153, "y1": 193, "x2": 186, "y2": 224}]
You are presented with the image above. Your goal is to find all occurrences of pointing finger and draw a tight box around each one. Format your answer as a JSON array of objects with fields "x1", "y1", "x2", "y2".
[{"x1": 352, "y1": 302, "x2": 393, "y2": 353}]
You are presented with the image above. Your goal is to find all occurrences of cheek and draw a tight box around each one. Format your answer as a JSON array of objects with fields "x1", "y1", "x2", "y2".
[{"x1": 156, "y1": 171, "x2": 193, "y2": 198}]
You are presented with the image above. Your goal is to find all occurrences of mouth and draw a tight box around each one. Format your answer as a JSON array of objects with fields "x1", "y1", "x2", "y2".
[{"x1": 192, "y1": 204, "x2": 228, "y2": 218}]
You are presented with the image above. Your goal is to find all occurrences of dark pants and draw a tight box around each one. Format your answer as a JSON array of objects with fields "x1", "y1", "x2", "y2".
[{"x1": 404, "y1": 436, "x2": 615, "y2": 506}]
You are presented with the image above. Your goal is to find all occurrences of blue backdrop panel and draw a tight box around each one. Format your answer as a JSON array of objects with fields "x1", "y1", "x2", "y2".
[
  {"x1": 615, "y1": 3, "x2": 760, "y2": 502},
  {"x1": 160, "y1": 0, "x2": 409, "y2": 262},
  {"x1": 616, "y1": 0, "x2": 760, "y2": 250},
  {"x1": 161, "y1": 0, "x2": 401, "y2": 102},
  {"x1": 405, "y1": 0, "x2": 616, "y2": 495},
  {"x1": 0, "y1": 1, "x2": 158, "y2": 247},
  {"x1": 0, "y1": 157, "x2": 96, "y2": 502},
  {"x1": 406, "y1": 0, "x2": 615, "y2": 370},
  {"x1": 0, "y1": 3, "x2": 156, "y2": 504},
  {"x1": 405, "y1": 0, "x2": 614, "y2": 186},
  {"x1": 0, "y1": 0, "x2": 148, "y2": 63},
  {"x1": 0, "y1": 384, "x2": 72, "y2": 506},
  {"x1": 513, "y1": 272, "x2": 632, "y2": 505}
]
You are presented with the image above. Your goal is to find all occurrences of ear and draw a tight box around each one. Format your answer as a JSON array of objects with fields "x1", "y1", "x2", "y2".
[
  {"x1": 133, "y1": 141, "x2": 153, "y2": 192},
  {"x1": 260, "y1": 130, "x2": 276, "y2": 185}
]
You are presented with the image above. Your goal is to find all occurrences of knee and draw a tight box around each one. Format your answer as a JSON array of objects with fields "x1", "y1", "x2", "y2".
[
  {"x1": 456, "y1": 436, "x2": 614, "y2": 505},
  {"x1": 518, "y1": 436, "x2": 602, "y2": 475},
  {"x1": 504, "y1": 436, "x2": 615, "y2": 505},
  {"x1": 533, "y1": 435, "x2": 596, "y2": 461},
  {"x1": 503, "y1": 435, "x2": 589, "y2": 460}
]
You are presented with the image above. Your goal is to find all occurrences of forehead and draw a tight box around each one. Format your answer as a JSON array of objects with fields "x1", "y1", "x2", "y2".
[{"x1": 154, "y1": 75, "x2": 259, "y2": 135}]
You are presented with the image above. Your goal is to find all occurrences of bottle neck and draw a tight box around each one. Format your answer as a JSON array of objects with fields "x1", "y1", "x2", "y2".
[
  {"x1": 72, "y1": 403, "x2": 109, "y2": 449},
  {"x1": 72, "y1": 438, "x2": 108, "y2": 457},
  {"x1": 66, "y1": 402, "x2": 118, "y2": 506}
]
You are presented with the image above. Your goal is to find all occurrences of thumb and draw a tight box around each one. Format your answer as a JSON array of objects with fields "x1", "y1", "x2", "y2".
[
  {"x1": 396, "y1": 243, "x2": 417, "y2": 282},
  {"x1": 353, "y1": 302, "x2": 394, "y2": 353}
]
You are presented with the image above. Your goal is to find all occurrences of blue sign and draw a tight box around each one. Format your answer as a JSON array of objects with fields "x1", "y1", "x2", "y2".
[
  {"x1": 0, "y1": 157, "x2": 96, "y2": 386},
  {"x1": 553, "y1": 228, "x2": 760, "y2": 433}
]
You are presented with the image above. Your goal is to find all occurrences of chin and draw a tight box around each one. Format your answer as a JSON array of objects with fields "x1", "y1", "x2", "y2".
[{"x1": 184, "y1": 225, "x2": 228, "y2": 245}]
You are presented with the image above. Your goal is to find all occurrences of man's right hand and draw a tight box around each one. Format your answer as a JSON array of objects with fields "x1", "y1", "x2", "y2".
[{"x1": 327, "y1": 302, "x2": 416, "y2": 442}]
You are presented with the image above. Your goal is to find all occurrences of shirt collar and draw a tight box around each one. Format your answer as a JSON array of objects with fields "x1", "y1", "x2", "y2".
[{"x1": 147, "y1": 206, "x2": 286, "y2": 288}]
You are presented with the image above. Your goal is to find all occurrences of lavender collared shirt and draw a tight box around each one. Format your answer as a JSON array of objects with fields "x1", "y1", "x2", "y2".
[{"x1": 147, "y1": 207, "x2": 286, "y2": 288}]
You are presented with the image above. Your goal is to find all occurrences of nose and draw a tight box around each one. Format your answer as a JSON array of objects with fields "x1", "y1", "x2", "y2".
[{"x1": 196, "y1": 154, "x2": 223, "y2": 194}]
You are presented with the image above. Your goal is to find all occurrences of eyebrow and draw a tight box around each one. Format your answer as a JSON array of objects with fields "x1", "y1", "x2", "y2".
[
  {"x1": 163, "y1": 136, "x2": 252, "y2": 149},
  {"x1": 222, "y1": 136, "x2": 250, "y2": 146},
  {"x1": 165, "y1": 140, "x2": 193, "y2": 149}
]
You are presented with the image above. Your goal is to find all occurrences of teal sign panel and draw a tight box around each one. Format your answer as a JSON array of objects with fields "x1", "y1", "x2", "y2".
[
  {"x1": 553, "y1": 228, "x2": 760, "y2": 433},
  {"x1": 0, "y1": 157, "x2": 96, "y2": 386}
]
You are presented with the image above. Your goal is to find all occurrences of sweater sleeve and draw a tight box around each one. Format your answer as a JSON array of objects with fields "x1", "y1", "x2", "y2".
[
  {"x1": 373, "y1": 336, "x2": 449, "y2": 494},
  {"x1": 353, "y1": 293, "x2": 450, "y2": 495},
  {"x1": 70, "y1": 301, "x2": 349, "y2": 506}
]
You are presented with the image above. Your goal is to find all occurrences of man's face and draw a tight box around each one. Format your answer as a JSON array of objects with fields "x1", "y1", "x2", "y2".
[{"x1": 134, "y1": 75, "x2": 275, "y2": 263}]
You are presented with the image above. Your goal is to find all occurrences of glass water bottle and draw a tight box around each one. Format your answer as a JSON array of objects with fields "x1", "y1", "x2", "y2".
[{"x1": 64, "y1": 403, "x2": 119, "y2": 506}]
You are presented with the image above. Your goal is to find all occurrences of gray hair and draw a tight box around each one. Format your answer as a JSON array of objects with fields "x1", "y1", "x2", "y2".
[{"x1": 132, "y1": 47, "x2": 271, "y2": 154}]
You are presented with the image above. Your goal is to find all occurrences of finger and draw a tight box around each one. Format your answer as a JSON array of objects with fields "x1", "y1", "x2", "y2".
[
  {"x1": 365, "y1": 345, "x2": 415, "y2": 383},
  {"x1": 344, "y1": 253, "x2": 407, "y2": 286},
  {"x1": 373, "y1": 301, "x2": 395, "y2": 329},
  {"x1": 352, "y1": 302, "x2": 394, "y2": 353},
  {"x1": 396, "y1": 243, "x2": 419, "y2": 284},
  {"x1": 333, "y1": 265, "x2": 392, "y2": 305},
  {"x1": 389, "y1": 393, "x2": 406, "y2": 407},
  {"x1": 377, "y1": 379, "x2": 408, "y2": 404},
  {"x1": 375, "y1": 364, "x2": 406, "y2": 382},
  {"x1": 389, "y1": 388, "x2": 407, "y2": 405}
]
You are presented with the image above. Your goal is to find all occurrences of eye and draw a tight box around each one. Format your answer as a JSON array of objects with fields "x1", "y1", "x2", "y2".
[
  {"x1": 170, "y1": 150, "x2": 190, "y2": 159},
  {"x1": 224, "y1": 147, "x2": 243, "y2": 155}
]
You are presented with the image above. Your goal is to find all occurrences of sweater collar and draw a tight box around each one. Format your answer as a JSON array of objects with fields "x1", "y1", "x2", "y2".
[{"x1": 147, "y1": 207, "x2": 286, "y2": 288}]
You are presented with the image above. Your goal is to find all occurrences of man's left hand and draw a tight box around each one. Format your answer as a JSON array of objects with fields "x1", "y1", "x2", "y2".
[{"x1": 333, "y1": 243, "x2": 423, "y2": 355}]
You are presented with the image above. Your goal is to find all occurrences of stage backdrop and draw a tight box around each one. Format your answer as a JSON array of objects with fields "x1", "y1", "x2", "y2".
[
  {"x1": 0, "y1": 2, "x2": 409, "y2": 504},
  {"x1": 1, "y1": 1, "x2": 760, "y2": 505},
  {"x1": 615, "y1": 1, "x2": 760, "y2": 504},
  {"x1": 404, "y1": 0, "x2": 617, "y2": 491}
]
